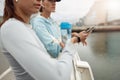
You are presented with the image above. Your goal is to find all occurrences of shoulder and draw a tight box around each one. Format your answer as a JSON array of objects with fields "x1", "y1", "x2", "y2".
[
  {"x1": 1, "y1": 18, "x2": 37, "y2": 45},
  {"x1": 1, "y1": 18, "x2": 28, "y2": 36},
  {"x1": 30, "y1": 16, "x2": 49, "y2": 30},
  {"x1": 1, "y1": 18, "x2": 23, "y2": 28},
  {"x1": 30, "y1": 15, "x2": 45, "y2": 24}
]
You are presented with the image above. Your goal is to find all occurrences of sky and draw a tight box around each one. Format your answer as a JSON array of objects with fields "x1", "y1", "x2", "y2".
[
  {"x1": 107, "y1": 0, "x2": 120, "y2": 21},
  {"x1": 1, "y1": 0, "x2": 120, "y2": 23},
  {"x1": 52, "y1": 0, "x2": 95, "y2": 23},
  {"x1": 0, "y1": 0, "x2": 95, "y2": 23}
]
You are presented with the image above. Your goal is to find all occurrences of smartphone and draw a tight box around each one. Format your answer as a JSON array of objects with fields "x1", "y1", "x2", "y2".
[{"x1": 86, "y1": 27, "x2": 95, "y2": 33}]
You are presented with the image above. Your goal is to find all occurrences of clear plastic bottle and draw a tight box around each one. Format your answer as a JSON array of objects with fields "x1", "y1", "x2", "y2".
[{"x1": 60, "y1": 22, "x2": 72, "y2": 44}]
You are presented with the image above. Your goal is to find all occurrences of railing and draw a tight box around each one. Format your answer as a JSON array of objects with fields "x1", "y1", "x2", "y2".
[
  {"x1": 72, "y1": 53, "x2": 94, "y2": 80},
  {"x1": 72, "y1": 26, "x2": 120, "y2": 33}
]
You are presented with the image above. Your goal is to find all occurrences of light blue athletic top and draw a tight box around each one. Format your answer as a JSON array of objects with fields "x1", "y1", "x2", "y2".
[{"x1": 30, "y1": 15, "x2": 62, "y2": 58}]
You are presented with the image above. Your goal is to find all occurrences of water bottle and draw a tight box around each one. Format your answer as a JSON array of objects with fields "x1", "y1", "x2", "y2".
[{"x1": 60, "y1": 22, "x2": 72, "y2": 44}]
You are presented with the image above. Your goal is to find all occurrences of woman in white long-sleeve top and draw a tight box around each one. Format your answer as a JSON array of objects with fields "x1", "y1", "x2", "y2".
[
  {"x1": 30, "y1": 0, "x2": 63, "y2": 58},
  {"x1": 0, "y1": 0, "x2": 88, "y2": 80}
]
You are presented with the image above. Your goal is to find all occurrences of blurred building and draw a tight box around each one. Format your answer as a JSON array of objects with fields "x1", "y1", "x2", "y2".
[
  {"x1": 83, "y1": 0, "x2": 120, "y2": 26},
  {"x1": 83, "y1": 0, "x2": 107, "y2": 26}
]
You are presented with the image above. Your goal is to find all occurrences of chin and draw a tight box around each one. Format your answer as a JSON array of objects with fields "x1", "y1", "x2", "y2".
[{"x1": 52, "y1": 10, "x2": 55, "y2": 12}]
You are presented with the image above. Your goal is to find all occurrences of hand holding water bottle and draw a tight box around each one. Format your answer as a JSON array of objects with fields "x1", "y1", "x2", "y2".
[{"x1": 60, "y1": 22, "x2": 89, "y2": 45}]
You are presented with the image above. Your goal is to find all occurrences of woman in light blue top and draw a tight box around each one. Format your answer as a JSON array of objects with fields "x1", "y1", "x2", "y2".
[{"x1": 30, "y1": 0, "x2": 64, "y2": 58}]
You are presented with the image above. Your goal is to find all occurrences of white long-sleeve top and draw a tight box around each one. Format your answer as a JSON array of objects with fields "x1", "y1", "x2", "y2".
[{"x1": 0, "y1": 18, "x2": 76, "y2": 80}]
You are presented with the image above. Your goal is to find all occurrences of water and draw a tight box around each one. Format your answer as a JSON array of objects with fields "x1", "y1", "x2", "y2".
[{"x1": 77, "y1": 32, "x2": 120, "y2": 80}]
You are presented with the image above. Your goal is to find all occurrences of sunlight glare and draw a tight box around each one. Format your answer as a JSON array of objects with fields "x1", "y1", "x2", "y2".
[{"x1": 107, "y1": 0, "x2": 119, "y2": 11}]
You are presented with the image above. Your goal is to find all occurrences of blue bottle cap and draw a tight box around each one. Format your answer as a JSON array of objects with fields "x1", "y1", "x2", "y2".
[{"x1": 60, "y1": 22, "x2": 72, "y2": 29}]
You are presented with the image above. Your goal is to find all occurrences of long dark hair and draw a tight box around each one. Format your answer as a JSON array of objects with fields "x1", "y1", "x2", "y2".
[{"x1": 0, "y1": 0, "x2": 24, "y2": 27}]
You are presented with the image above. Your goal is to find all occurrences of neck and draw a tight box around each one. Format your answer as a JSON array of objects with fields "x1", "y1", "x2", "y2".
[
  {"x1": 15, "y1": 9, "x2": 31, "y2": 24},
  {"x1": 22, "y1": 15, "x2": 30, "y2": 24},
  {"x1": 20, "y1": 15, "x2": 30, "y2": 24},
  {"x1": 41, "y1": 11, "x2": 51, "y2": 18}
]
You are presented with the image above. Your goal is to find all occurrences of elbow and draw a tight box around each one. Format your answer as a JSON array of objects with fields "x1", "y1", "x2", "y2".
[
  {"x1": 47, "y1": 45, "x2": 61, "y2": 58},
  {"x1": 48, "y1": 50, "x2": 59, "y2": 58}
]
